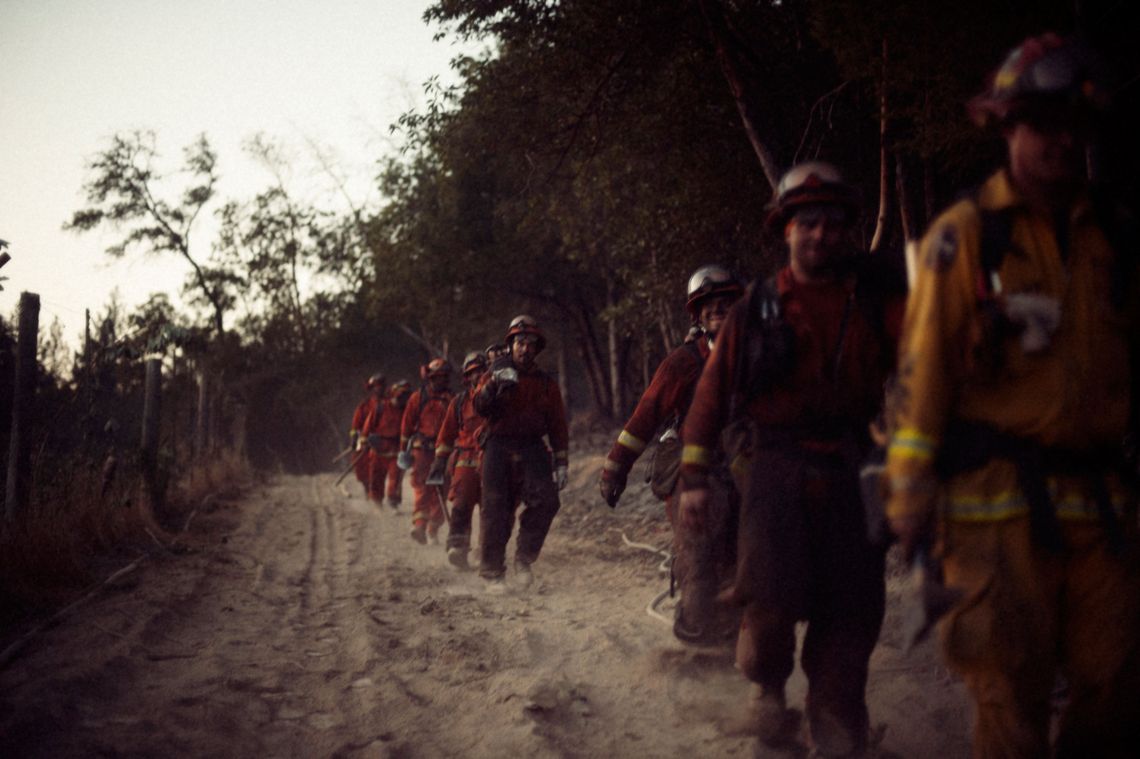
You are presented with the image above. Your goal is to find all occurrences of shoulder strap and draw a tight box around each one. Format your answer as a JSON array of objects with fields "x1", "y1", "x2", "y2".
[
  {"x1": 727, "y1": 276, "x2": 781, "y2": 421},
  {"x1": 454, "y1": 388, "x2": 468, "y2": 427},
  {"x1": 977, "y1": 202, "x2": 1015, "y2": 296}
]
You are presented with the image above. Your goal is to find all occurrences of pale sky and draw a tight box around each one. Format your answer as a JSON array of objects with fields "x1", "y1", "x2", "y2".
[{"x1": 0, "y1": 0, "x2": 465, "y2": 347}]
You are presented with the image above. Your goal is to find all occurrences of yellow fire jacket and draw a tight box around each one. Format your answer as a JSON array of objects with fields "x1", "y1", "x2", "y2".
[{"x1": 886, "y1": 169, "x2": 1138, "y2": 524}]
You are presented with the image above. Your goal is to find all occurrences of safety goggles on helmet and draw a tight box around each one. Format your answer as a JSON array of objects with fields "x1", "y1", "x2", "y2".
[
  {"x1": 766, "y1": 161, "x2": 859, "y2": 232},
  {"x1": 968, "y1": 33, "x2": 1110, "y2": 128},
  {"x1": 462, "y1": 351, "x2": 488, "y2": 375},
  {"x1": 425, "y1": 358, "x2": 451, "y2": 377},
  {"x1": 685, "y1": 265, "x2": 744, "y2": 320},
  {"x1": 505, "y1": 314, "x2": 547, "y2": 352}
]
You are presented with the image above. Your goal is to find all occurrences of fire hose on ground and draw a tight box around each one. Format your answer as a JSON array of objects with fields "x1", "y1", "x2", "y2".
[{"x1": 609, "y1": 528, "x2": 674, "y2": 626}]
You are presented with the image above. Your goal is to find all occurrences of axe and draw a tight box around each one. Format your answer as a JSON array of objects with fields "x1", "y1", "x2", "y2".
[
  {"x1": 334, "y1": 448, "x2": 369, "y2": 487},
  {"x1": 426, "y1": 462, "x2": 450, "y2": 523}
]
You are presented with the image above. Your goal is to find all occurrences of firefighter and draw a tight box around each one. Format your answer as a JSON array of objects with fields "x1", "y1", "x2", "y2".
[
  {"x1": 349, "y1": 374, "x2": 386, "y2": 498},
  {"x1": 679, "y1": 161, "x2": 902, "y2": 755},
  {"x1": 485, "y1": 342, "x2": 509, "y2": 362},
  {"x1": 885, "y1": 34, "x2": 1139, "y2": 757},
  {"x1": 401, "y1": 358, "x2": 455, "y2": 544},
  {"x1": 359, "y1": 378, "x2": 409, "y2": 510},
  {"x1": 430, "y1": 351, "x2": 490, "y2": 570},
  {"x1": 474, "y1": 315, "x2": 569, "y2": 591},
  {"x1": 599, "y1": 265, "x2": 744, "y2": 646}
]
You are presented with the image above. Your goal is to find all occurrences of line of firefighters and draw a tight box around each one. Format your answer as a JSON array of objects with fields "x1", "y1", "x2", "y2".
[
  {"x1": 347, "y1": 34, "x2": 1138, "y2": 758},
  {"x1": 348, "y1": 316, "x2": 567, "y2": 589}
]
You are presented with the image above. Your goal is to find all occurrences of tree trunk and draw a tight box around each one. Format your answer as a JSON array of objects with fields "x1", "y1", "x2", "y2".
[
  {"x1": 896, "y1": 153, "x2": 914, "y2": 242},
  {"x1": 606, "y1": 281, "x2": 623, "y2": 419},
  {"x1": 870, "y1": 38, "x2": 891, "y2": 253},
  {"x1": 696, "y1": 0, "x2": 783, "y2": 190},
  {"x1": 557, "y1": 334, "x2": 570, "y2": 412},
  {"x1": 560, "y1": 290, "x2": 611, "y2": 416}
]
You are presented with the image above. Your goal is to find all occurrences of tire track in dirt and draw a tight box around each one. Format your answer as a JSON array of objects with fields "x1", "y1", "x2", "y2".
[{"x1": 1, "y1": 462, "x2": 973, "y2": 758}]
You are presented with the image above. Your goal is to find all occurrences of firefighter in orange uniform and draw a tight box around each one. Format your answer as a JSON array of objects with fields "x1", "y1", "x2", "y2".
[
  {"x1": 679, "y1": 162, "x2": 903, "y2": 755},
  {"x1": 885, "y1": 34, "x2": 1139, "y2": 757},
  {"x1": 474, "y1": 316, "x2": 569, "y2": 590},
  {"x1": 401, "y1": 359, "x2": 454, "y2": 544},
  {"x1": 599, "y1": 265, "x2": 744, "y2": 645},
  {"x1": 349, "y1": 374, "x2": 386, "y2": 497},
  {"x1": 430, "y1": 351, "x2": 490, "y2": 570},
  {"x1": 360, "y1": 379, "x2": 410, "y2": 510}
]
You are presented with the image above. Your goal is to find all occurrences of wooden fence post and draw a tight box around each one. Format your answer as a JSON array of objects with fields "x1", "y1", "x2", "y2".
[
  {"x1": 194, "y1": 370, "x2": 210, "y2": 457},
  {"x1": 141, "y1": 358, "x2": 162, "y2": 513},
  {"x1": 5, "y1": 292, "x2": 40, "y2": 520}
]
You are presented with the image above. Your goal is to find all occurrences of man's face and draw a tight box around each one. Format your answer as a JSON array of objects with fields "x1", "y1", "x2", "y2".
[
  {"x1": 428, "y1": 373, "x2": 449, "y2": 392},
  {"x1": 1005, "y1": 107, "x2": 1086, "y2": 192},
  {"x1": 463, "y1": 368, "x2": 482, "y2": 388},
  {"x1": 697, "y1": 294, "x2": 735, "y2": 338},
  {"x1": 785, "y1": 204, "x2": 849, "y2": 281},
  {"x1": 370, "y1": 384, "x2": 385, "y2": 398},
  {"x1": 510, "y1": 335, "x2": 539, "y2": 367}
]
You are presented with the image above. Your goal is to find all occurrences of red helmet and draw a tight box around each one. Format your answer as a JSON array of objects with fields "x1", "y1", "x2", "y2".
[
  {"x1": 685, "y1": 265, "x2": 744, "y2": 320},
  {"x1": 505, "y1": 315, "x2": 547, "y2": 353},
  {"x1": 968, "y1": 33, "x2": 1110, "y2": 127},
  {"x1": 425, "y1": 358, "x2": 452, "y2": 378},
  {"x1": 366, "y1": 373, "x2": 386, "y2": 390},
  {"x1": 765, "y1": 161, "x2": 859, "y2": 231},
  {"x1": 462, "y1": 351, "x2": 489, "y2": 375},
  {"x1": 390, "y1": 379, "x2": 411, "y2": 396}
]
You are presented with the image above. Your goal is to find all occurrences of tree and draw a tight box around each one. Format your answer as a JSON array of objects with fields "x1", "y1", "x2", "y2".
[{"x1": 65, "y1": 131, "x2": 230, "y2": 337}]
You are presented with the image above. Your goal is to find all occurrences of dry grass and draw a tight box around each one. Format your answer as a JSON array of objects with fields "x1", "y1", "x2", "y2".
[
  {"x1": 172, "y1": 448, "x2": 251, "y2": 508},
  {"x1": 0, "y1": 448, "x2": 250, "y2": 629}
]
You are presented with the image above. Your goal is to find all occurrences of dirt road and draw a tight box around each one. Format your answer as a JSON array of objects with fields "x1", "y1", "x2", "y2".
[{"x1": 0, "y1": 445, "x2": 971, "y2": 758}]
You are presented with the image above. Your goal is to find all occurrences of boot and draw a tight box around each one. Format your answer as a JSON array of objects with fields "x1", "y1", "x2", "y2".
[
  {"x1": 447, "y1": 546, "x2": 470, "y2": 570},
  {"x1": 809, "y1": 707, "x2": 857, "y2": 758},
  {"x1": 748, "y1": 683, "x2": 787, "y2": 744},
  {"x1": 410, "y1": 523, "x2": 427, "y2": 544},
  {"x1": 513, "y1": 558, "x2": 534, "y2": 589}
]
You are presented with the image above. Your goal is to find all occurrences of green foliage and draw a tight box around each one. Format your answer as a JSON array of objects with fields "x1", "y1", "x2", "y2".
[{"x1": 65, "y1": 131, "x2": 227, "y2": 336}]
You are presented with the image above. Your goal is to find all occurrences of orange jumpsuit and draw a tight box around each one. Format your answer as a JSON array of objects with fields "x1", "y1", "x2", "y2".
[
  {"x1": 681, "y1": 265, "x2": 900, "y2": 753},
  {"x1": 401, "y1": 386, "x2": 454, "y2": 535},
  {"x1": 603, "y1": 337, "x2": 738, "y2": 643},
  {"x1": 885, "y1": 169, "x2": 1140, "y2": 757},
  {"x1": 435, "y1": 388, "x2": 485, "y2": 551},
  {"x1": 361, "y1": 393, "x2": 405, "y2": 507},
  {"x1": 350, "y1": 396, "x2": 381, "y2": 492}
]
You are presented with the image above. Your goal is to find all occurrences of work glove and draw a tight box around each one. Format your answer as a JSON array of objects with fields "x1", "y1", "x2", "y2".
[
  {"x1": 553, "y1": 464, "x2": 569, "y2": 491},
  {"x1": 1004, "y1": 293, "x2": 1061, "y2": 353},
  {"x1": 426, "y1": 456, "x2": 447, "y2": 486},
  {"x1": 396, "y1": 449, "x2": 414, "y2": 471},
  {"x1": 490, "y1": 355, "x2": 519, "y2": 388},
  {"x1": 353, "y1": 433, "x2": 366, "y2": 451},
  {"x1": 599, "y1": 468, "x2": 627, "y2": 508}
]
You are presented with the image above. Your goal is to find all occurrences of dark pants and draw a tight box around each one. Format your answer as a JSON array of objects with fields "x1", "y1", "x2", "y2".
[
  {"x1": 736, "y1": 452, "x2": 886, "y2": 751},
  {"x1": 478, "y1": 436, "x2": 560, "y2": 578},
  {"x1": 673, "y1": 472, "x2": 740, "y2": 642}
]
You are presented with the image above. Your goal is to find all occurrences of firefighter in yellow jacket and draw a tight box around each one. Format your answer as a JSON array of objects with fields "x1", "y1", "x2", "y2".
[{"x1": 885, "y1": 34, "x2": 1139, "y2": 757}]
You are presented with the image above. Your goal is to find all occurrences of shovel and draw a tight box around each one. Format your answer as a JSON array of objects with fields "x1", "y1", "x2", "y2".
[{"x1": 900, "y1": 546, "x2": 963, "y2": 653}]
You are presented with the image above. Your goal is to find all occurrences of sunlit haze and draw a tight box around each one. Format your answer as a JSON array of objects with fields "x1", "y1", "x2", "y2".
[{"x1": 0, "y1": 0, "x2": 464, "y2": 348}]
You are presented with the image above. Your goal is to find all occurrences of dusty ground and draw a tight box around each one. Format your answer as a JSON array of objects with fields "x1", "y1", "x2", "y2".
[{"x1": 0, "y1": 440, "x2": 971, "y2": 758}]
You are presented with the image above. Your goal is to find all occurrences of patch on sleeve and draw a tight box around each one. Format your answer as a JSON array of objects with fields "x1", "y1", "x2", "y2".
[{"x1": 925, "y1": 225, "x2": 958, "y2": 271}]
